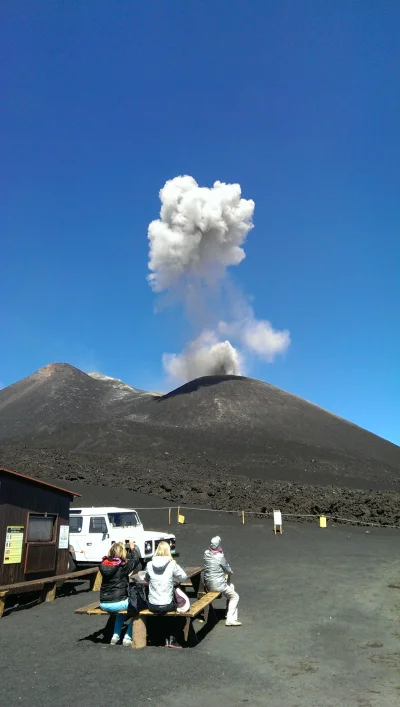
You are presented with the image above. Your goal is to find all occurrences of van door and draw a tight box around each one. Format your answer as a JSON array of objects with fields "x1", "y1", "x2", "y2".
[
  {"x1": 69, "y1": 514, "x2": 86, "y2": 564},
  {"x1": 84, "y1": 516, "x2": 110, "y2": 563}
]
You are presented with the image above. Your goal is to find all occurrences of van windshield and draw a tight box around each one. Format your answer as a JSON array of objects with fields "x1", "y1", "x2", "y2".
[{"x1": 108, "y1": 512, "x2": 140, "y2": 528}]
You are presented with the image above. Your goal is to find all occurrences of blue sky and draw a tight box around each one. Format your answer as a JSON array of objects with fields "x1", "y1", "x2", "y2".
[{"x1": 1, "y1": 1, "x2": 399, "y2": 444}]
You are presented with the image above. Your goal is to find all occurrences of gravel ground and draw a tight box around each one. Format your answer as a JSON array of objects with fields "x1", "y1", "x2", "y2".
[{"x1": 0, "y1": 483, "x2": 399, "y2": 707}]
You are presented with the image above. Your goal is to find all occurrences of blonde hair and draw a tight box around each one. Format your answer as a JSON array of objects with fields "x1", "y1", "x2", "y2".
[
  {"x1": 108, "y1": 541, "x2": 127, "y2": 561},
  {"x1": 154, "y1": 541, "x2": 174, "y2": 560}
]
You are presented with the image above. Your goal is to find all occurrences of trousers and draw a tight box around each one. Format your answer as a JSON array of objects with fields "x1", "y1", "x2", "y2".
[
  {"x1": 223, "y1": 583, "x2": 239, "y2": 623},
  {"x1": 100, "y1": 599, "x2": 132, "y2": 639}
]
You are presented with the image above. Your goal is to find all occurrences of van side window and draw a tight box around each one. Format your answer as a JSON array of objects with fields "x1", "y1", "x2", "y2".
[
  {"x1": 70, "y1": 516, "x2": 83, "y2": 533},
  {"x1": 89, "y1": 517, "x2": 108, "y2": 534}
]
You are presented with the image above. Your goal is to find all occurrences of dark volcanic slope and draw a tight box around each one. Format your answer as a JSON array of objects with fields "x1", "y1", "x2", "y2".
[
  {"x1": 0, "y1": 363, "x2": 155, "y2": 442},
  {"x1": 0, "y1": 364, "x2": 399, "y2": 525},
  {"x1": 143, "y1": 375, "x2": 400, "y2": 465}
]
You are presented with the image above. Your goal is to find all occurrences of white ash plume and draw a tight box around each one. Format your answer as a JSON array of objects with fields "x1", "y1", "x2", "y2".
[
  {"x1": 218, "y1": 317, "x2": 291, "y2": 363},
  {"x1": 147, "y1": 175, "x2": 290, "y2": 383},
  {"x1": 148, "y1": 176, "x2": 254, "y2": 292},
  {"x1": 163, "y1": 331, "x2": 241, "y2": 383}
]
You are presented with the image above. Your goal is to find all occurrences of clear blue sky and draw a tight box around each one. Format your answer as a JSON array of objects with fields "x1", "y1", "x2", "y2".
[{"x1": 1, "y1": 1, "x2": 399, "y2": 445}]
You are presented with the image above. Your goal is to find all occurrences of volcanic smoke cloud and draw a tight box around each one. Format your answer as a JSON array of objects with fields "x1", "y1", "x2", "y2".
[{"x1": 147, "y1": 175, "x2": 290, "y2": 383}]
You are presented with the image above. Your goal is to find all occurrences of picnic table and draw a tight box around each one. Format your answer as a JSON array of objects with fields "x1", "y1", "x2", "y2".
[{"x1": 75, "y1": 565, "x2": 220, "y2": 647}]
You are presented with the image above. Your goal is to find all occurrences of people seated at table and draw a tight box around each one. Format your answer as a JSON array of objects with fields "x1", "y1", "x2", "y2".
[
  {"x1": 145, "y1": 541, "x2": 188, "y2": 648},
  {"x1": 203, "y1": 535, "x2": 241, "y2": 626},
  {"x1": 99, "y1": 540, "x2": 140, "y2": 646}
]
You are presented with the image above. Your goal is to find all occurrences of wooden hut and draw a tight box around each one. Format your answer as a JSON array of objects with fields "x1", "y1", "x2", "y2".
[{"x1": 0, "y1": 467, "x2": 80, "y2": 586}]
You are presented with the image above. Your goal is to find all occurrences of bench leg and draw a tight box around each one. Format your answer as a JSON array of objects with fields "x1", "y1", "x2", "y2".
[
  {"x1": 40, "y1": 582, "x2": 57, "y2": 603},
  {"x1": 89, "y1": 570, "x2": 102, "y2": 592},
  {"x1": 133, "y1": 615, "x2": 147, "y2": 649},
  {"x1": 191, "y1": 574, "x2": 206, "y2": 599},
  {"x1": 184, "y1": 618, "x2": 198, "y2": 647},
  {"x1": 0, "y1": 591, "x2": 7, "y2": 618},
  {"x1": 206, "y1": 603, "x2": 218, "y2": 629}
]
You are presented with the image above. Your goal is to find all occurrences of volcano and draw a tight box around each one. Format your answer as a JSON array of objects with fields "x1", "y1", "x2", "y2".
[{"x1": 0, "y1": 364, "x2": 399, "y2": 525}]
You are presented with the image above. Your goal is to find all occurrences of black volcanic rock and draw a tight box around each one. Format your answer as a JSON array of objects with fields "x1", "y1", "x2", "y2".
[{"x1": 0, "y1": 364, "x2": 399, "y2": 525}]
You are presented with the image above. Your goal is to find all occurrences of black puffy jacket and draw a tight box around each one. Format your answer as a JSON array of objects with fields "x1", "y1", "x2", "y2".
[{"x1": 99, "y1": 549, "x2": 141, "y2": 603}]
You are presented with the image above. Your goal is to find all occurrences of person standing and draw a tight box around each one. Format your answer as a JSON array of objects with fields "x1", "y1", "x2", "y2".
[
  {"x1": 203, "y1": 535, "x2": 241, "y2": 626},
  {"x1": 99, "y1": 540, "x2": 141, "y2": 646}
]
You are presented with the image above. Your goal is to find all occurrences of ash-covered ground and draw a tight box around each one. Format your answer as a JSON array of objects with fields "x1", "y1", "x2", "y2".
[{"x1": 1, "y1": 482, "x2": 400, "y2": 707}]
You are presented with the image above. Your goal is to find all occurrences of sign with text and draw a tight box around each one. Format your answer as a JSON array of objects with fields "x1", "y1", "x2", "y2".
[
  {"x1": 4, "y1": 526, "x2": 24, "y2": 564},
  {"x1": 58, "y1": 525, "x2": 69, "y2": 549}
]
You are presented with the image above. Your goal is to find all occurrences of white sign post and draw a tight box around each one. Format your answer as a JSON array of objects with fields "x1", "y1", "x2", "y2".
[
  {"x1": 58, "y1": 525, "x2": 70, "y2": 549},
  {"x1": 273, "y1": 510, "x2": 283, "y2": 535}
]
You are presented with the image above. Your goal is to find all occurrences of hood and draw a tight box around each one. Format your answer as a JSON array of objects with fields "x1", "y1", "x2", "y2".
[
  {"x1": 143, "y1": 530, "x2": 173, "y2": 541},
  {"x1": 100, "y1": 557, "x2": 123, "y2": 578},
  {"x1": 151, "y1": 556, "x2": 171, "y2": 573},
  {"x1": 210, "y1": 535, "x2": 222, "y2": 550}
]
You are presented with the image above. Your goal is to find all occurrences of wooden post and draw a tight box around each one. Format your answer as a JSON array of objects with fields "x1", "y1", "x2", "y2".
[
  {"x1": 168, "y1": 508, "x2": 171, "y2": 525},
  {"x1": 42, "y1": 581, "x2": 57, "y2": 602},
  {"x1": 0, "y1": 591, "x2": 7, "y2": 618},
  {"x1": 92, "y1": 569, "x2": 102, "y2": 592},
  {"x1": 133, "y1": 614, "x2": 147, "y2": 649},
  {"x1": 242, "y1": 511, "x2": 245, "y2": 524},
  {"x1": 183, "y1": 617, "x2": 191, "y2": 642}
]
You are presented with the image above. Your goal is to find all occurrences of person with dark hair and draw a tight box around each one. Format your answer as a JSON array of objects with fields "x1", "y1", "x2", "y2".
[
  {"x1": 99, "y1": 540, "x2": 141, "y2": 646},
  {"x1": 203, "y1": 535, "x2": 241, "y2": 626}
]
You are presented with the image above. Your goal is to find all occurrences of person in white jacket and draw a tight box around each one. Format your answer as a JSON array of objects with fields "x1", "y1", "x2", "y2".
[
  {"x1": 203, "y1": 535, "x2": 241, "y2": 626},
  {"x1": 145, "y1": 541, "x2": 188, "y2": 647}
]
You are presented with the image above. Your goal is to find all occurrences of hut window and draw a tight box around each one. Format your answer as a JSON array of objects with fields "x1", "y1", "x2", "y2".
[{"x1": 27, "y1": 514, "x2": 57, "y2": 542}]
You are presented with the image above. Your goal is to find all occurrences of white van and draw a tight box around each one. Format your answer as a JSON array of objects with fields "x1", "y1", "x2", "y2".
[{"x1": 68, "y1": 507, "x2": 176, "y2": 570}]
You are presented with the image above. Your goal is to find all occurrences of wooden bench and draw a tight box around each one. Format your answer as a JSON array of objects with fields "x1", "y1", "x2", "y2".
[
  {"x1": 75, "y1": 590, "x2": 221, "y2": 648},
  {"x1": 0, "y1": 567, "x2": 102, "y2": 618}
]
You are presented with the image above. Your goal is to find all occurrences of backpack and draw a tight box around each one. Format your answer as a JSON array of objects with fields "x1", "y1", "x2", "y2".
[{"x1": 128, "y1": 582, "x2": 148, "y2": 613}]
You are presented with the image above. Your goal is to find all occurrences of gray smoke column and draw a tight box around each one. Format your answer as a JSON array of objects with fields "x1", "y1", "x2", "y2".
[
  {"x1": 147, "y1": 175, "x2": 290, "y2": 383},
  {"x1": 162, "y1": 331, "x2": 242, "y2": 381}
]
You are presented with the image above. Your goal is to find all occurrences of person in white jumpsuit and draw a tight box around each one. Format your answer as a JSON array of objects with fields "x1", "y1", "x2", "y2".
[{"x1": 203, "y1": 535, "x2": 241, "y2": 626}]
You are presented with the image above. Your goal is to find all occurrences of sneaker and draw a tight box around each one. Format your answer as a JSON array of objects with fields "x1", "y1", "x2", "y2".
[
  {"x1": 166, "y1": 635, "x2": 182, "y2": 649},
  {"x1": 122, "y1": 636, "x2": 133, "y2": 647},
  {"x1": 110, "y1": 634, "x2": 120, "y2": 644},
  {"x1": 225, "y1": 620, "x2": 242, "y2": 626}
]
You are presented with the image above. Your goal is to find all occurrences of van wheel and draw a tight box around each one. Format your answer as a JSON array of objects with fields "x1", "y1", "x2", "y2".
[{"x1": 67, "y1": 554, "x2": 77, "y2": 573}]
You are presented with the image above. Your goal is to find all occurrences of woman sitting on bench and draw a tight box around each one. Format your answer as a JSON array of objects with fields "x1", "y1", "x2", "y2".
[
  {"x1": 99, "y1": 540, "x2": 140, "y2": 646},
  {"x1": 146, "y1": 541, "x2": 188, "y2": 648}
]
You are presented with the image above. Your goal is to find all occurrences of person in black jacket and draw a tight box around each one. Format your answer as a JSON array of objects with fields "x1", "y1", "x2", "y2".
[{"x1": 99, "y1": 540, "x2": 140, "y2": 646}]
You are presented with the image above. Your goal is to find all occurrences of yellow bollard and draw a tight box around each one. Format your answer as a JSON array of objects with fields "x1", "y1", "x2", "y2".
[{"x1": 319, "y1": 516, "x2": 327, "y2": 528}]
